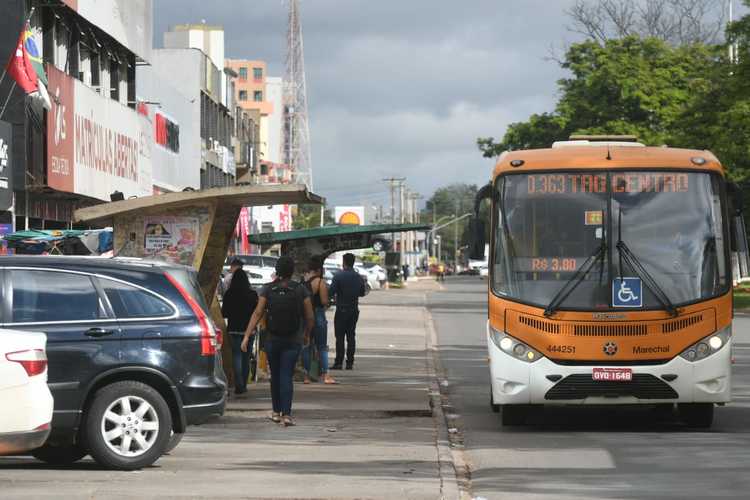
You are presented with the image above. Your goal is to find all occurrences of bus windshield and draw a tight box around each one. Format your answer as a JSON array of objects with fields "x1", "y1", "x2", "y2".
[{"x1": 493, "y1": 171, "x2": 728, "y2": 311}]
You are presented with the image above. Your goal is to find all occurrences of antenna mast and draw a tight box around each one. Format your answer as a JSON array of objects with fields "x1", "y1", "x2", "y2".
[{"x1": 283, "y1": 0, "x2": 313, "y2": 190}]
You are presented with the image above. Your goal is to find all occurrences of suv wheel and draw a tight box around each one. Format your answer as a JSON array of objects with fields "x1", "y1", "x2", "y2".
[
  {"x1": 165, "y1": 431, "x2": 185, "y2": 454},
  {"x1": 31, "y1": 444, "x2": 87, "y2": 465},
  {"x1": 84, "y1": 381, "x2": 172, "y2": 470}
]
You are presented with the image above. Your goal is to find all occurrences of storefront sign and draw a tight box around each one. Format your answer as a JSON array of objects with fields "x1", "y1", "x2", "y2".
[
  {"x1": 335, "y1": 206, "x2": 365, "y2": 225},
  {"x1": 47, "y1": 65, "x2": 75, "y2": 193},
  {"x1": 144, "y1": 216, "x2": 199, "y2": 266},
  {"x1": 155, "y1": 112, "x2": 179, "y2": 153},
  {"x1": 0, "y1": 121, "x2": 13, "y2": 211},
  {"x1": 46, "y1": 65, "x2": 152, "y2": 201}
]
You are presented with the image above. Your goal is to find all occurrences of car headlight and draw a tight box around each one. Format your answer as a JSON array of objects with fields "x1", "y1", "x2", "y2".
[
  {"x1": 679, "y1": 326, "x2": 731, "y2": 362},
  {"x1": 489, "y1": 325, "x2": 543, "y2": 363}
]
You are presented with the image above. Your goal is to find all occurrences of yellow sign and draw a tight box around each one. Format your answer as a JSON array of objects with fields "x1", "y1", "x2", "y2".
[{"x1": 585, "y1": 210, "x2": 603, "y2": 226}]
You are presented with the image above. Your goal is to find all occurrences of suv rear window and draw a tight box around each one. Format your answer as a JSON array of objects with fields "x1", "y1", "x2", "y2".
[
  {"x1": 10, "y1": 270, "x2": 104, "y2": 323},
  {"x1": 101, "y1": 279, "x2": 174, "y2": 319}
]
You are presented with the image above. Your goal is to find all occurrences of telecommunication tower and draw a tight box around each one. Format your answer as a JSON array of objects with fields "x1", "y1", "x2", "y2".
[{"x1": 283, "y1": 0, "x2": 313, "y2": 190}]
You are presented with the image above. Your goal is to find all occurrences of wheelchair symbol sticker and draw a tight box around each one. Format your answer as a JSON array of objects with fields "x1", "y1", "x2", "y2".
[{"x1": 612, "y1": 277, "x2": 642, "y2": 307}]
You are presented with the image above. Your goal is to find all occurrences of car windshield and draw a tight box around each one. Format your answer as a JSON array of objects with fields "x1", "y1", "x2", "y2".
[{"x1": 493, "y1": 171, "x2": 728, "y2": 311}]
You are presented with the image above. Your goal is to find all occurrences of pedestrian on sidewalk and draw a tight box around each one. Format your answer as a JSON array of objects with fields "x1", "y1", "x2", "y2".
[
  {"x1": 222, "y1": 259, "x2": 258, "y2": 395},
  {"x1": 329, "y1": 253, "x2": 366, "y2": 370},
  {"x1": 242, "y1": 256, "x2": 314, "y2": 426},
  {"x1": 302, "y1": 256, "x2": 337, "y2": 385}
]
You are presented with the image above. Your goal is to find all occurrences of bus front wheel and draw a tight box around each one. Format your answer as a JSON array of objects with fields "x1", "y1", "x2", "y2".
[
  {"x1": 500, "y1": 405, "x2": 528, "y2": 426},
  {"x1": 490, "y1": 390, "x2": 500, "y2": 413},
  {"x1": 678, "y1": 403, "x2": 714, "y2": 428}
]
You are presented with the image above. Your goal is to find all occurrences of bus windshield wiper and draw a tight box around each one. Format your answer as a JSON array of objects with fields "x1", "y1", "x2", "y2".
[
  {"x1": 544, "y1": 240, "x2": 606, "y2": 317},
  {"x1": 616, "y1": 209, "x2": 678, "y2": 317}
]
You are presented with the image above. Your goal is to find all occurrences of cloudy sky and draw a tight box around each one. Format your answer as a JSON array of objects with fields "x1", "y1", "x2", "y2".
[{"x1": 152, "y1": 0, "x2": 736, "y2": 210}]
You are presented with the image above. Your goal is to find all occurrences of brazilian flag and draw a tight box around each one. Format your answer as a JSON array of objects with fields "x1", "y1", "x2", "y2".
[{"x1": 23, "y1": 25, "x2": 46, "y2": 87}]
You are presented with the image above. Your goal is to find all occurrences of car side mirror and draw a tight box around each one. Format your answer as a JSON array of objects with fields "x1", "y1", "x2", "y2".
[{"x1": 469, "y1": 218, "x2": 486, "y2": 261}]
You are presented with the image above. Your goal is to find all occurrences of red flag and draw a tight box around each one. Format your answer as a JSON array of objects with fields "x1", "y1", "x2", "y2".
[{"x1": 6, "y1": 27, "x2": 38, "y2": 94}]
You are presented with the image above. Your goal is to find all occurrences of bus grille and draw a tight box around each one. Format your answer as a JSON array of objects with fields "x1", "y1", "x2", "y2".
[
  {"x1": 519, "y1": 315, "x2": 561, "y2": 334},
  {"x1": 662, "y1": 314, "x2": 703, "y2": 334},
  {"x1": 507, "y1": 309, "x2": 715, "y2": 338},
  {"x1": 573, "y1": 323, "x2": 647, "y2": 336},
  {"x1": 545, "y1": 374, "x2": 678, "y2": 400}
]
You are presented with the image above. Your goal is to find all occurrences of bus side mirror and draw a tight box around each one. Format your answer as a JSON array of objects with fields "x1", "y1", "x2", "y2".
[
  {"x1": 469, "y1": 218, "x2": 486, "y2": 261},
  {"x1": 728, "y1": 182, "x2": 744, "y2": 215}
]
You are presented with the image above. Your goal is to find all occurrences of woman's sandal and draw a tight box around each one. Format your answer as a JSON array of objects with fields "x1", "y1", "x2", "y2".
[
  {"x1": 323, "y1": 375, "x2": 338, "y2": 385},
  {"x1": 269, "y1": 412, "x2": 281, "y2": 423},
  {"x1": 282, "y1": 415, "x2": 295, "y2": 427}
]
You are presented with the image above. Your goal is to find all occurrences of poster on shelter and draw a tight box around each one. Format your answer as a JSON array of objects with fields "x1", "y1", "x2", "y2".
[{"x1": 144, "y1": 216, "x2": 199, "y2": 265}]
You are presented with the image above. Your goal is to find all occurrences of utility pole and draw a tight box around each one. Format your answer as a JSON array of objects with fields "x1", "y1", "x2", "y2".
[
  {"x1": 383, "y1": 177, "x2": 405, "y2": 252},
  {"x1": 399, "y1": 182, "x2": 406, "y2": 266}
]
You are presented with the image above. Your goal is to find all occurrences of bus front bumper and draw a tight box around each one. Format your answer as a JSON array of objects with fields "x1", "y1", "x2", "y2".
[{"x1": 488, "y1": 335, "x2": 732, "y2": 406}]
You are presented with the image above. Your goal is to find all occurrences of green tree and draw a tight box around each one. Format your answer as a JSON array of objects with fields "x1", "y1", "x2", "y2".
[
  {"x1": 423, "y1": 184, "x2": 479, "y2": 263},
  {"x1": 292, "y1": 205, "x2": 334, "y2": 230},
  {"x1": 478, "y1": 37, "x2": 717, "y2": 158},
  {"x1": 674, "y1": 1, "x2": 750, "y2": 183}
]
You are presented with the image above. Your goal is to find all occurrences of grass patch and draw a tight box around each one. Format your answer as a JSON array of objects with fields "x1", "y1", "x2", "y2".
[{"x1": 734, "y1": 290, "x2": 750, "y2": 312}]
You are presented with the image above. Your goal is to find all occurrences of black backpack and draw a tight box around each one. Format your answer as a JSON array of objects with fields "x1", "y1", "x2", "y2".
[{"x1": 266, "y1": 281, "x2": 302, "y2": 337}]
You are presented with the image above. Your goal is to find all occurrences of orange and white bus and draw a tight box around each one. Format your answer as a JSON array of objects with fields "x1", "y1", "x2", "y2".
[{"x1": 470, "y1": 136, "x2": 750, "y2": 428}]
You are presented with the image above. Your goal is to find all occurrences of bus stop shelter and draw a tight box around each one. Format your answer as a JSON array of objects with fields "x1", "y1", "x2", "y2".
[
  {"x1": 74, "y1": 184, "x2": 324, "y2": 386},
  {"x1": 247, "y1": 223, "x2": 432, "y2": 272}
]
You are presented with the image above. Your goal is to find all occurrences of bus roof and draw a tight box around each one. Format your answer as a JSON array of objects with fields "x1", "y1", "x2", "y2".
[{"x1": 493, "y1": 145, "x2": 723, "y2": 177}]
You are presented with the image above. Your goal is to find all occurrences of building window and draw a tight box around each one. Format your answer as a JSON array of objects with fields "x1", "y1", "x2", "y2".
[
  {"x1": 253, "y1": 67, "x2": 263, "y2": 81},
  {"x1": 109, "y1": 58, "x2": 120, "y2": 102},
  {"x1": 239, "y1": 90, "x2": 248, "y2": 101},
  {"x1": 253, "y1": 91, "x2": 263, "y2": 102},
  {"x1": 239, "y1": 67, "x2": 248, "y2": 81}
]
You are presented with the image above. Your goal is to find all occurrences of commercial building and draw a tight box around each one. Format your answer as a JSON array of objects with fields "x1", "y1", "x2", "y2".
[
  {"x1": 157, "y1": 24, "x2": 237, "y2": 189},
  {"x1": 0, "y1": 0, "x2": 153, "y2": 229},
  {"x1": 225, "y1": 59, "x2": 293, "y2": 241},
  {"x1": 136, "y1": 65, "x2": 200, "y2": 193}
]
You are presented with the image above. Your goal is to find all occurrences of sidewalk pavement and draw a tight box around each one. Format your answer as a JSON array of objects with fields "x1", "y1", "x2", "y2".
[{"x1": 0, "y1": 280, "x2": 457, "y2": 500}]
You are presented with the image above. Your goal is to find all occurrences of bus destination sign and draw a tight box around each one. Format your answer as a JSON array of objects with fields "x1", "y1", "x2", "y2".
[{"x1": 527, "y1": 173, "x2": 690, "y2": 195}]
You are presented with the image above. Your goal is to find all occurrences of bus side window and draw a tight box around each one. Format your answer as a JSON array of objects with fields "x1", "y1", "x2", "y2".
[
  {"x1": 728, "y1": 182, "x2": 750, "y2": 281},
  {"x1": 733, "y1": 216, "x2": 750, "y2": 280}
]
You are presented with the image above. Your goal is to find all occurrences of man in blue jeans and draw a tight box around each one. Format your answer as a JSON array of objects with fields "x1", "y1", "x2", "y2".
[{"x1": 329, "y1": 253, "x2": 366, "y2": 370}]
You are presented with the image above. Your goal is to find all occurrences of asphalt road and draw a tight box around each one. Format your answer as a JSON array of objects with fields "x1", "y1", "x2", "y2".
[{"x1": 428, "y1": 276, "x2": 750, "y2": 500}]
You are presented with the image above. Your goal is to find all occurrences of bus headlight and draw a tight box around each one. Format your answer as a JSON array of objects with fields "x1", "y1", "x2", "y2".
[
  {"x1": 679, "y1": 326, "x2": 731, "y2": 362},
  {"x1": 489, "y1": 326, "x2": 543, "y2": 363}
]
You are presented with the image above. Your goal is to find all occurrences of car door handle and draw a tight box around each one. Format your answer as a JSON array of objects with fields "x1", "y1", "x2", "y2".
[{"x1": 85, "y1": 327, "x2": 116, "y2": 338}]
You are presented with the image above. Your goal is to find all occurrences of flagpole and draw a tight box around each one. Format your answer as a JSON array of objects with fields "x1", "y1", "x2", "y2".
[{"x1": 0, "y1": 82, "x2": 17, "y2": 120}]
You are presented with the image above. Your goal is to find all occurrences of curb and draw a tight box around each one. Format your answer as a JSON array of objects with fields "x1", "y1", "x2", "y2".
[{"x1": 423, "y1": 301, "x2": 473, "y2": 500}]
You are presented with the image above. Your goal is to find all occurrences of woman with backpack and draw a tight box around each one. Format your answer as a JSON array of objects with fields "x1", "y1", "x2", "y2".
[
  {"x1": 221, "y1": 260, "x2": 258, "y2": 395},
  {"x1": 302, "y1": 256, "x2": 336, "y2": 385},
  {"x1": 241, "y1": 256, "x2": 314, "y2": 426}
]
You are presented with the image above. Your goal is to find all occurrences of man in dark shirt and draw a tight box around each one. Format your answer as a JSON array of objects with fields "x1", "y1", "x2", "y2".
[{"x1": 329, "y1": 253, "x2": 366, "y2": 369}]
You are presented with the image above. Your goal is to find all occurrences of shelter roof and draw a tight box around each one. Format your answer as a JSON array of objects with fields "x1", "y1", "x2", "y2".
[
  {"x1": 248, "y1": 223, "x2": 431, "y2": 245},
  {"x1": 74, "y1": 184, "x2": 323, "y2": 225}
]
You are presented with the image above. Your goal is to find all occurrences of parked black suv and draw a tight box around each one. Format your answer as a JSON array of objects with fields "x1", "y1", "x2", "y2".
[{"x1": 0, "y1": 256, "x2": 226, "y2": 470}]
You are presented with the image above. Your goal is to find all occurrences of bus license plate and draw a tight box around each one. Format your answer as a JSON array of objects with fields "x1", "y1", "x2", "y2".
[{"x1": 592, "y1": 368, "x2": 632, "y2": 382}]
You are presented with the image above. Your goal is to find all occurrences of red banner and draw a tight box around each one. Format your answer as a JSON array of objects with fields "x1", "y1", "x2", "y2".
[{"x1": 46, "y1": 65, "x2": 74, "y2": 193}]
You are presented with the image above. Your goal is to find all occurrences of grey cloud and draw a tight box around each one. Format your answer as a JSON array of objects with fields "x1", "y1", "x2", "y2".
[{"x1": 153, "y1": 0, "x2": 585, "y2": 207}]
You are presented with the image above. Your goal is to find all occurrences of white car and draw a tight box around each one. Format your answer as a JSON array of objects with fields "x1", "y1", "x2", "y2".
[
  {"x1": 0, "y1": 330, "x2": 54, "y2": 456},
  {"x1": 223, "y1": 255, "x2": 277, "y2": 285},
  {"x1": 365, "y1": 264, "x2": 387, "y2": 284},
  {"x1": 355, "y1": 265, "x2": 381, "y2": 291}
]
